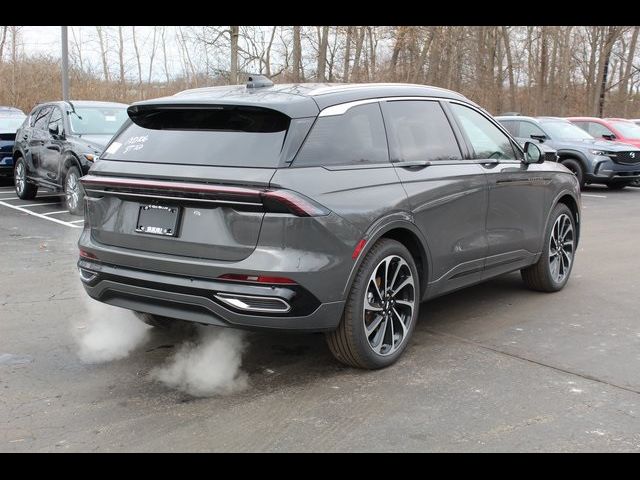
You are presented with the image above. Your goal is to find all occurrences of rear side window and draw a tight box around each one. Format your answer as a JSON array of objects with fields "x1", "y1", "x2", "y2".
[
  {"x1": 101, "y1": 106, "x2": 291, "y2": 168},
  {"x1": 293, "y1": 103, "x2": 388, "y2": 167},
  {"x1": 382, "y1": 100, "x2": 461, "y2": 162},
  {"x1": 450, "y1": 103, "x2": 517, "y2": 160},
  {"x1": 499, "y1": 120, "x2": 519, "y2": 137},
  {"x1": 32, "y1": 106, "x2": 53, "y2": 130}
]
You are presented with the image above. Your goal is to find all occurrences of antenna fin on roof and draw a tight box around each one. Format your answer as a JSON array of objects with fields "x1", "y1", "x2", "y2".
[{"x1": 246, "y1": 74, "x2": 273, "y2": 89}]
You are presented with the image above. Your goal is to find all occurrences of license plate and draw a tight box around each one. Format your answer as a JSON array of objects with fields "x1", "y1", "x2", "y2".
[{"x1": 135, "y1": 204, "x2": 180, "y2": 236}]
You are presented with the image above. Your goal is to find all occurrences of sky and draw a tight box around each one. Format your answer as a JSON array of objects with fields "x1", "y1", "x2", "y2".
[{"x1": 18, "y1": 26, "x2": 186, "y2": 81}]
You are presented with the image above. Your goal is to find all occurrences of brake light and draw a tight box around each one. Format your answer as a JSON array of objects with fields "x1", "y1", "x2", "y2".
[
  {"x1": 218, "y1": 274, "x2": 297, "y2": 285},
  {"x1": 79, "y1": 248, "x2": 97, "y2": 259},
  {"x1": 261, "y1": 190, "x2": 330, "y2": 217}
]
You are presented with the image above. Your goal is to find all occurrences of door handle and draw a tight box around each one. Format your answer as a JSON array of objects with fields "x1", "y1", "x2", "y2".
[
  {"x1": 397, "y1": 160, "x2": 432, "y2": 169},
  {"x1": 480, "y1": 159, "x2": 500, "y2": 167},
  {"x1": 46, "y1": 145, "x2": 60, "y2": 151}
]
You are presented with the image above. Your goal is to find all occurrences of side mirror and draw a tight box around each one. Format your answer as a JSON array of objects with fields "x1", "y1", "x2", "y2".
[
  {"x1": 530, "y1": 134, "x2": 547, "y2": 143},
  {"x1": 523, "y1": 141, "x2": 544, "y2": 164},
  {"x1": 602, "y1": 133, "x2": 616, "y2": 140}
]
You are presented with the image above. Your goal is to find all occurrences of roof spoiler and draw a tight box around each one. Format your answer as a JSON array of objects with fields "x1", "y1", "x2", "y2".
[{"x1": 246, "y1": 74, "x2": 273, "y2": 89}]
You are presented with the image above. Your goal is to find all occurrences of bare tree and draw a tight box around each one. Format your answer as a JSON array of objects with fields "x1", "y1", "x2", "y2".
[{"x1": 95, "y1": 26, "x2": 110, "y2": 82}]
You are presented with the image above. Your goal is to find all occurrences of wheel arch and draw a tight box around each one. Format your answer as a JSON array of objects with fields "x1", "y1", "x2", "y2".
[
  {"x1": 342, "y1": 216, "x2": 431, "y2": 300},
  {"x1": 61, "y1": 152, "x2": 83, "y2": 181},
  {"x1": 555, "y1": 193, "x2": 581, "y2": 246},
  {"x1": 556, "y1": 149, "x2": 590, "y2": 173}
]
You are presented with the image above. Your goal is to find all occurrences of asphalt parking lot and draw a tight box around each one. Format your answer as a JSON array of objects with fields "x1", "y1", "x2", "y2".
[{"x1": 1, "y1": 177, "x2": 640, "y2": 452}]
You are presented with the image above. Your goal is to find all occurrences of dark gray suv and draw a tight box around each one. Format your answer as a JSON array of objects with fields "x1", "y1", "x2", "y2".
[{"x1": 78, "y1": 81, "x2": 581, "y2": 369}]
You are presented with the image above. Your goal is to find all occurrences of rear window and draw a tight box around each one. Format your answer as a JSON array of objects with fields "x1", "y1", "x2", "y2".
[{"x1": 101, "y1": 106, "x2": 291, "y2": 168}]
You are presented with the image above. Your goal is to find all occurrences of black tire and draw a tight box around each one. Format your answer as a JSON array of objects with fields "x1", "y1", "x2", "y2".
[
  {"x1": 133, "y1": 312, "x2": 177, "y2": 329},
  {"x1": 560, "y1": 158, "x2": 585, "y2": 189},
  {"x1": 606, "y1": 182, "x2": 631, "y2": 190},
  {"x1": 64, "y1": 166, "x2": 85, "y2": 215},
  {"x1": 326, "y1": 238, "x2": 420, "y2": 369},
  {"x1": 14, "y1": 157, "x2": 37, "y2": 200},
  {"x1": 521, "y1": 203, "x2": 576, "y2": 292}
]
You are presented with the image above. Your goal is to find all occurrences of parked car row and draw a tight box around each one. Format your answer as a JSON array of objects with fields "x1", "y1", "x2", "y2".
[{"x1": 496, "y1": 115, "x2": 640, "y2": 189}]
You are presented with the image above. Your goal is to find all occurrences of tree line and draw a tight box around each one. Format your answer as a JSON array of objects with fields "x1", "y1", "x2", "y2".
[{"x1": 2, "y1": 26, "x2": 640, "y2": 119}]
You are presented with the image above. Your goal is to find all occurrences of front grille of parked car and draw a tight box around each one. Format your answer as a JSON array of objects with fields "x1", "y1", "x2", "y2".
[{"x1": 612, "y1": 151, "x2": 640, "y2": 165}]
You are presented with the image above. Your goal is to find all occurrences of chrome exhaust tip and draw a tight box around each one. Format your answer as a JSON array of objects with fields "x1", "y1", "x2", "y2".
[{"x1": 214, "y1": 293, "x2": 291, "y2": 313}]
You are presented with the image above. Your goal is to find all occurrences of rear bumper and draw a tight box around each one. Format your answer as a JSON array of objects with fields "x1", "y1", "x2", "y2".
[{"x1": 78, "y1": 258, "x2": 344, "y2": 332}]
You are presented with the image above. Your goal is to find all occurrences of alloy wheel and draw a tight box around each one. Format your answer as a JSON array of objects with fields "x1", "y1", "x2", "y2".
[
  {"x1": 66, "y1": 171, "x2": 80, "y2": 212},
  {"x1": 549, "y1": 213, "x2": 574, "y2": 283},
  {"x1": 363, "y1": 255, "x2": 415, "y2": 356},
  {"x1": 15, "y1": 161, "x2": 25, "y2": 195}
]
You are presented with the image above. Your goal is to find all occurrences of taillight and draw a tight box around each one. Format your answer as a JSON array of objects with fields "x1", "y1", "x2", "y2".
[
  {"x1": 218, "y1": 274, "x2": 297, "y2": 285},
  {"x1": 261, "y1": 190, "x2": 330, "y2": 217},
  {"x1": 79, "y1": 248, "x2": 97, "y2": 259}
]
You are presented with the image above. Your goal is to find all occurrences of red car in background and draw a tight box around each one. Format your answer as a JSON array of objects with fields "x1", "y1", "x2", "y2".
[{"x1": 567, "y1": 117, "x2": 640, "y2": 148}]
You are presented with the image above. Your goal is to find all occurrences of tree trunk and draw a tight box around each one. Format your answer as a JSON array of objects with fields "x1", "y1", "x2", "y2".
[
  {"x1": 118, "y1": 26, "x2": 125, "y2": 92},
  {"x1": 230, "y1": 26, "x2": 239, "y2": 84},
  {"x1": 343, "y1": 26, "x2": 353, "y2": 82},
  {"x1": 131, "y1": 26, "x2": 143, "y2": 99},
  {"x1": 317, "y1": 26, "x2": 329, "y2": 82},
  {"x1": 501, "y1": 26, "x2": 517, "y2": 111},
  {"x1": 95, "y1": 26, "x2": 110, "y2": 82},
  {"x1": 292, "y1": 26, "x2": 302, "y2": 82},
  {"x1": 351, "y1": 27, "x2": 366, "y2": 82}
]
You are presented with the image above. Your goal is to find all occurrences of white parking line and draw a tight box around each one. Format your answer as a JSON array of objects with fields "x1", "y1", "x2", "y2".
[
  {"x1": 0, "y1": 196, "x2": 18, "y2": 200},
  {"x1": 582, "y1": 194, "x2": 607, "y2": 198},
  {"x1": 41, "y1": 210, "x2": 70, "y2": 216},
  {"x1": 19, "y1": 202, "x2": 60, "y2": 207},
  {"x1": 69, "y1": 219, "x2": 85, "y2": 224},
  {"x1": 0, "y1": 200, "x2": 82, "y2": 228}
]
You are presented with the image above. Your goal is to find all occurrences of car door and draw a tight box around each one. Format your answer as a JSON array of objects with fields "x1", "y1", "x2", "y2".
[
  {"x1": 28, "y1": 106, "x2": 53, "y2": 180},
  {"x1": 41, "y1": 106, "x2": 65, "y2": 183},
  {"x1": 380, "y1": 99, "x2": 489, "y2": 297},
  {"x1": 447, "y1": 102, "x2": 548, "y2": 278}
]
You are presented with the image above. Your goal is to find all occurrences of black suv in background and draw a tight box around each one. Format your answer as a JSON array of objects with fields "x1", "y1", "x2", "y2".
[
  {"x1": 1, "y1": 107, "x2": 26, "y2": 177},
  {"x1": 496, "y1": 115, "x2": 640, "y2": 189},
  {"x1": 12, "y1": 100, "x2": 128, "y2": 214}
]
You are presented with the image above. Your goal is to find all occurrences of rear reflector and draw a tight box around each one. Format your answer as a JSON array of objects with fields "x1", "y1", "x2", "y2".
[
  {"x1": 352, "y1": 239, "x2": 367, "y2": 259},
  {"x1": 79, "y1": 248, "x2": 97, "y2": 259},
  {"x1": 218, "y1": 274, "x2": 297, "y2": 285}
]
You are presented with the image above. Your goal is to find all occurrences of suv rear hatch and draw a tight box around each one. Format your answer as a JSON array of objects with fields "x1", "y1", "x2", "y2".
[{"x1": 83, "y1": 104, "x2": 316, "y2": 262}]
